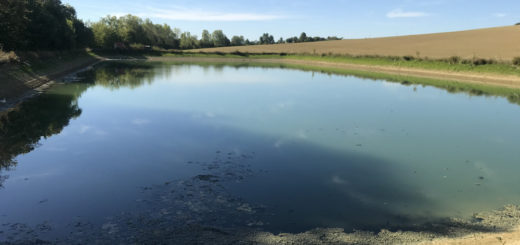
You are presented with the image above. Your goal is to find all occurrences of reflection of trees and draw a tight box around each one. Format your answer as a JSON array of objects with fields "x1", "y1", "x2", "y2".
[
  {"x1": 83, "y1": 62, "x2": 159, "y2": 90},
  {"x1": 0, "y1": 61, "x2": 159, "y2": 187},
  {"x1": 0, "y1": 91, "x2": 83, "y2": 187}
]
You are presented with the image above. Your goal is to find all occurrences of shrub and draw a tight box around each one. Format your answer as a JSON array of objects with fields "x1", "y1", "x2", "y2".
[
  {"x1": 513, "y1": 57, "x2": 520, "y2": 66},
  {"x1": 472, "y1": 58, "x2": 494, "y2": 66},
  {"x1": 402, "y1": 56, "x2": 415, "y2": 61},
  {"x1": 447, "y1": 56, "x2": 461, "y2": 64},
  {"x1": 516, "y1": 23, "x2": 520, "y2": 25}
]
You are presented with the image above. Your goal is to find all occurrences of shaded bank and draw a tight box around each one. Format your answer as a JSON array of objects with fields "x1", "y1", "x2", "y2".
[{"x1": 0, "y1": 50, "x2": 100, "y2": 111}]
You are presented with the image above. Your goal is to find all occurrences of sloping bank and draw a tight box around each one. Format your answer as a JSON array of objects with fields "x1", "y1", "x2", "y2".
[{"x1": 0, "y1": 51, "x2": 102, "y2": 111}]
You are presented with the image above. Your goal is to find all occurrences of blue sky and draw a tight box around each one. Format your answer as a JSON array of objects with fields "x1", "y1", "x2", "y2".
[{"x1": 63, "y1": 0, "x2": 520, "y2": 40}]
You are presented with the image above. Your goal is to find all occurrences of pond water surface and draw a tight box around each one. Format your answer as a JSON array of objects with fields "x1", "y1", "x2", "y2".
[{"x1": 1, "y1": 62, "x2": 520, "y2": 242}]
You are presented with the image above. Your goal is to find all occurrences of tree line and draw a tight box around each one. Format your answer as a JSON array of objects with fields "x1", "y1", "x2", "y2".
[
  {"x1": 89, "y1": 15, "x2": 343, "y2": 50},
  {"x1": 0, "y1": 1, "x2": 342, "y2": 51},
  {"x1": 0, "y1": 0, "x2": 93, "y2": 51}
]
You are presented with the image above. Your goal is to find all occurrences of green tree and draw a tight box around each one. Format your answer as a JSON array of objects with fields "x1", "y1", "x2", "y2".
[
  {"x1": 179, "y1": 32, "x2": 199, "y2": 49},
  {"x1": 230, "y1": 35, "x2": 245, "y2": 46},
  {"x1": 211, "y1": 30, "x2": 230, "y2": 47},
  {"x1": 91, "y1": 16, "x2": 120, "y2": 48},
  {"x1": 299, "y1": 32, "x2": 308, "y2": 42},
  {"x1": 0, "y1": 0, "x2": 29, "y2": 50},
  {"x1": 259, "y1": 33, "x2": 275, "y2": 44},
  {"x1": 0, "y1": 0, "x2": 93, "y2": 50},
  {"x1": 90, "y1": 15, "x2": 179, "y2": 49},
  {"x1": 286, "y1": 36, "x2": 298, "y2": 43},
  {"x1": 200, "y1": 29, "x2": 213, "y2": 48}
]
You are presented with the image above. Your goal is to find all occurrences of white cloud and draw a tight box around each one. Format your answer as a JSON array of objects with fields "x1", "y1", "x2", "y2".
[
  {"x1": 494, "y1": 13, "x2": 507, "y2": 18},
  {"x1": 140, "y1": 7, "x2": 285, "y2": 22},
  {"x1": 387, "y1": 9, "x2": 429, "y2": 18},
  {"x1": 79, "y1": 125, "x2": 92, "y2": 134},
  {"x1": 131, "y1": 118, "x2": 151, "y2": 126}
]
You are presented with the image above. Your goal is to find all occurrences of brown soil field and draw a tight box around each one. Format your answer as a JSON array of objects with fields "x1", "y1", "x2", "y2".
[{"x1": 194, "y1": 26, "x2": 520, "y2": 60}]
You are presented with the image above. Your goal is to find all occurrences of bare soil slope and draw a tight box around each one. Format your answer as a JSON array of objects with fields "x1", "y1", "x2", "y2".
[{"x1": 195, "y1": 26, "x2": 520, "y2": 60}]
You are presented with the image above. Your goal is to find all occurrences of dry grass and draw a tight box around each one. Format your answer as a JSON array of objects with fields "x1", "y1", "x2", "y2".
[
  {"x1": 193, "y1": 26, "x2": 520, "y2": 61},
  {"x1": 0, "y1": 50, "x2": 19, "y2": 64}
]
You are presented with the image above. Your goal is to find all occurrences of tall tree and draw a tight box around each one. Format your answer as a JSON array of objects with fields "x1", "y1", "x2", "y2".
[
  {"x1": 179, "y1": 32, "x2": 199, "y2": 49},
  {"x1": 0, "y1": 0, "x2": 29, "y2": 50},
  {"x1": 211, "y1": 30, "x2": 230, "y2": 47},
  {"x1": 259, "y1": 33, "x2": 274, "y2": 44},
  {"x1": 230, "y1": 35, "x2": 245, "y2": 46},
  {"x1": 200, "y1": 29, "x2": 212, "y2": 48},
  {"x1": 0, "y1": 0, "x2": 93, "y2": 50},
  {"x1": 299, "y1": 32, "x2": 308, "y2": 42}
]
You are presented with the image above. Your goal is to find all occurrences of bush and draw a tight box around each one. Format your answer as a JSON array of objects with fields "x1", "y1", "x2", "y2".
[
  {"x1": 447, "y1": 56, "x2": 461, "y2": 64},
  {"x1": 402, "y1": 56, "x2": 415, "y2": 61},
  {"x1": 472, "y1": 58, "x2": 494, "y2": 66},
  {"x1": 513, "y1": 57, "x2": 520, "y2": 66},
  {"x1": 516, "y1": 23, "x2": 520, "y2": 26}
]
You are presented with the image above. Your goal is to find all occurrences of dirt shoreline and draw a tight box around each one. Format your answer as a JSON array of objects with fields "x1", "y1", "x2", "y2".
[{"x1": 153, "y1": 205, "x2": 520, "y2": 244}]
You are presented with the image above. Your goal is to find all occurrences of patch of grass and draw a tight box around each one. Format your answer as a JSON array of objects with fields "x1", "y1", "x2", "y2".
[{"x1": 279, "y1": 54, "x2": 520, "y2": 77}]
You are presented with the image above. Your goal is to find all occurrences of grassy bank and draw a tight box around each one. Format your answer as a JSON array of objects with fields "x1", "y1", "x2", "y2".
[{"x1": 171, "y1": 51, "x2": 520, "y2": 77}]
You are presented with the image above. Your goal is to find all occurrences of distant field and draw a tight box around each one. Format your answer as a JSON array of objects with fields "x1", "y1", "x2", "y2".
[{"x1": 193, "y1": 26, "x2": 520, "y2": 61}]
